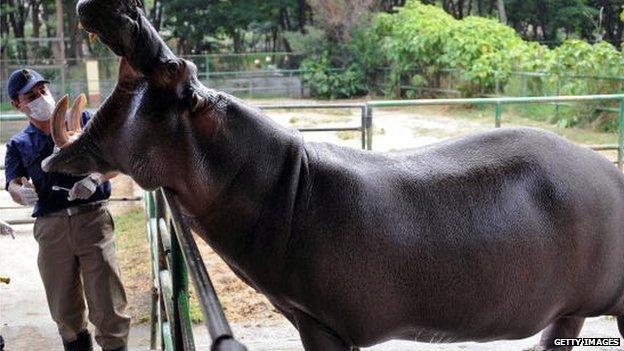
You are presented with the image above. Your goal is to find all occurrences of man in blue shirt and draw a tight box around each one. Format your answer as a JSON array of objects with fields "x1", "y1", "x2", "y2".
[{"x1": 4, "y1": 69, "x2": 130, "y2": 351}]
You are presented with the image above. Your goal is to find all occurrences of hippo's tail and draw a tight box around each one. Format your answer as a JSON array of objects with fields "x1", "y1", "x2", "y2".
[{"x1": 618, "y1": 316, "x2": 624, "y2": 337}]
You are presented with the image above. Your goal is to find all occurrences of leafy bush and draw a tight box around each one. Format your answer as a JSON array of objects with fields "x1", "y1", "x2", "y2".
[
  {"x1": 301, "y1": 53, "x2": 367, "y2": 99},
  {"x1": 373, "y1": 2, "x2": 525, "y2": 96},
  {"x1": 370, "y1": 0, "x2": 624, "y2": 100}
]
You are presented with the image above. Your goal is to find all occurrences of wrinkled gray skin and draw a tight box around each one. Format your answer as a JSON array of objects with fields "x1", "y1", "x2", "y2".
[{"x1": 42, "y1": 1, "x2": 624, "y2": 350}]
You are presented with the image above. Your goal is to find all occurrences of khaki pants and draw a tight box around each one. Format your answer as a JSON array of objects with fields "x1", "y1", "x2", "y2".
[{"x1": 34, "y1": 206, "x2": 130, "y2": 350}]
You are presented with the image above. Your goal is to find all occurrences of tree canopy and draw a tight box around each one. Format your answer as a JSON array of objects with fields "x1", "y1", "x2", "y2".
[{"x1": 0, "y1": 0, "x2": 622, "y2": 60}]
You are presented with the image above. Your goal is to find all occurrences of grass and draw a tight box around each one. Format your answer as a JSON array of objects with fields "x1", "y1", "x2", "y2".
[
  {"x1": 0, "y1": 102, "x2": 13, "y2": 112},
  {"x1": 113, "y1": 205, "x2": 206, "y2": 325},
  {"x1": 114, "y1": 207, "x2": 152, "y2": 325},
  {"x1": 336, "y1": 130, "x2": 360, "y2": 140}
]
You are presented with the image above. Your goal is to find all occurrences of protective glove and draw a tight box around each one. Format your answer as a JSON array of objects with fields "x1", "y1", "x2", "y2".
[
  {"x1": 15, "y1": 177, "x2": 39, "y2": 206},
  {"x1": 68, "y1": 175, "x2": 100, "y2": 201},
  {"x1": 0, "y1": 220, "x2": 15, "y2": 239}
]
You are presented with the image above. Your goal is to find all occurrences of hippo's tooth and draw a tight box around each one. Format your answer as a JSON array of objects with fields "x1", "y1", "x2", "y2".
[
  {"x1": 88, "y1": 33, "x2": 98, "y2": 44},
  {"x1": 77, "y1": 22, "x2": 83, "y2": 30}
]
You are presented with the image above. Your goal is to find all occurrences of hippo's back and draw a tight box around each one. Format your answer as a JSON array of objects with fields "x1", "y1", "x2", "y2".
[{"x1": 286, "y1": 128, "x2": 624, "y2": 346}]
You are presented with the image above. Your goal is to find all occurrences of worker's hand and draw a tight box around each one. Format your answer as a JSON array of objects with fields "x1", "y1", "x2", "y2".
[
  {"x1": 68, "y1": 175, "x2": 99, "y2": 201},
  {"x1": 0, "y1": 220, "x2": 15, "y2": 239},
  {"x1": 15, "y1": 177, "x2": 39, "y2": 206}
]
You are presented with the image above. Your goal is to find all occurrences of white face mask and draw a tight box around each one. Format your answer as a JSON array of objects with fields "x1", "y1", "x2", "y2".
[{"x1": 26, "y1": 93, "x2": 55, "y2": 121}]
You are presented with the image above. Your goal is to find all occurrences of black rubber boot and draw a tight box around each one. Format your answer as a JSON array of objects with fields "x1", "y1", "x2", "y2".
[{"x1": 63, "y1": 330, "x2": 93, "y2": 351}]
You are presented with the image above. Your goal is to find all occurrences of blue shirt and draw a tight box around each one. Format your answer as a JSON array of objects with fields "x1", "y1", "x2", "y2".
[{"x1": 4, "y1": 111, "x2": 111, "y2": 217}]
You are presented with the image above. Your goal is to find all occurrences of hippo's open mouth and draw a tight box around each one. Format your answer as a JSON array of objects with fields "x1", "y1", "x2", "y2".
[
  {"x1": 77, "y1": 0, "x2": 141, "y2": 57},
  {"x1": 77, "y1": 0, "x2": 174, "y2": 76}
]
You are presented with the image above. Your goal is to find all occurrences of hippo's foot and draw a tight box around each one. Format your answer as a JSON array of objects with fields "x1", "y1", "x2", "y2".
[{"x1": 525, "y1": 316, "x2": 585, "y2": 351}]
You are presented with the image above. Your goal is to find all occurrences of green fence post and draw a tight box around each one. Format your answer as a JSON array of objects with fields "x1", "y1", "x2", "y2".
[
  {"x1": 619, "y1": 99, "x2": 624, "y2": 171},
  {"x1": 204, "y1": 56, "x2": 210, "y2": 85},
  {"x1": 495, "y1": 102, "x2": 502, "y2": 128},
  {"x1": 170, "y1": 223, "x2": 195, "y2": 350},
  {"x1": 145, "y1": 192, "x2": 159, "y2": 351},
  {"x1": 366, "y1": 107, "x2": 373, "y2": 151},
  {"x1": 360, "y1": 106, "x2": 366, "y2": 150},
  {"x1": 555, "y1": 77, "x2": 561, "y2": 122}
]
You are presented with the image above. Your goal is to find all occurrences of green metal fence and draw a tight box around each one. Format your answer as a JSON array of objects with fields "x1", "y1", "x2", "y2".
[
  {"x1": 145, "y1": 188, "x2": 247, "y2": 351},
  {"x1": 365, "y1": 94, "x2": 624, "y2": 170}
]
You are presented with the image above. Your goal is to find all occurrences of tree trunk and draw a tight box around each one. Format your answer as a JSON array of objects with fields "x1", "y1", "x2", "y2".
[
  {"x1": 7, "y1": 0, "x2": 28, "y2": 58},
  {"x1": 497, "y1": 0, "x2": 507, "y2": 24},
  {"x1": 150, "y1": 0, "x2": 163, "y2": 31},
  {"x1": 30, "y1": 0, "x2": 41, "y2": 61}
]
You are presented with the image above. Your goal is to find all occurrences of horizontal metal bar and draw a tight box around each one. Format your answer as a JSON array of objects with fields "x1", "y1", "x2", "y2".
[
  {"x1": 367, "y1": 94, "x2": 624, "y2": 108},
  {"x1": 298, "y1": 127, "x2": 361, "y2": 132},
  {"x1": 260, "y1": 103, "x2": 366, "y2": 110},
  {"x1": 4, "y1": 219, "x2": 34, "y2": 225},
  {"x1": 109, "y1": 196, "x2": 143, "y2": 202},
  {"x1": 1, "y1": 104, "x2": 365, "y2": 121},
  {"x1": 511, "y1": 70, "x2": 624, "y2": 81},
  {"x1": 400, "y1": 85, "x2": 461, "y2": 94},
  {"x1": 1, "y1": 109, "x2": 95, "y2": 121},
  {"x1": 0, "y1": 114, "x2": 27, "y2": 121},
  {"x1": 588, "y1": 144, "x2": 619, "y2": 151},
  {"x1": 0, "y1": 197, "x2": 143, "y2": 210},
  {"x1": 595, "y1": 107, "x2": 620, "y2": 113},
  {"x1": 3, "y1": 64, "x2": 65, "y2": 70}
]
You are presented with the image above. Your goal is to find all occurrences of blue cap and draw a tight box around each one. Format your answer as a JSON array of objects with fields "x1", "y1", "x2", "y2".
[{"x1": 7, "y1": 69, "x2": 50, "y2": 101}]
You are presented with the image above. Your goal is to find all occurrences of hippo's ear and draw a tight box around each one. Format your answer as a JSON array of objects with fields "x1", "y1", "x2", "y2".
[{"x1": 187, "y1": 91, "x2": 221, "y2": 137}]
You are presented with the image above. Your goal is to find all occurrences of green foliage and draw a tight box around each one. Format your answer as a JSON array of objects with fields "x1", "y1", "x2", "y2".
[
  {"x1": 283, "y1": 26, "x2": 326, "y2": 56},
  {"x1": 162, "y1": 0, "x2": 300, "y2": 53},
  {"x1": 374, "y1": 1, "x2": 525, "y2": 96},
  {"x1": 301, "y1": 53, "x2": 367, "y2": 99}
]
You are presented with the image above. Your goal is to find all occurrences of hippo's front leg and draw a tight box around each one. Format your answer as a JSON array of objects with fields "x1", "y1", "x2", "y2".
[{"x1": 294, "y1": 311, "x2": 354, "y2": 351}]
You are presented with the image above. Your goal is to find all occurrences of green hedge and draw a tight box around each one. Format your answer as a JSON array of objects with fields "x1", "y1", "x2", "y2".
[{"x1": 374, "y1": 1, "x2": 624, "y2": 98}]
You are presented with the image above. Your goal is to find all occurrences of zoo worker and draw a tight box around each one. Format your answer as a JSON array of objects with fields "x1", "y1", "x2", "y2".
[{"x1": 4, "y1": 68, "x2": 130, "y2": 351}]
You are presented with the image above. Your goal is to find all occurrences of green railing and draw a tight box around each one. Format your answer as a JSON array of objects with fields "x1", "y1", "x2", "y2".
[
  {"x1": 2, "y1": 94, "x2": 623, "y2": 169},
  {"x1": 365, "y1": 94, "x2": 624, "y2": 170},
  {"x1": 145, "y1": 188, "x2": 247, "y2": 351}
]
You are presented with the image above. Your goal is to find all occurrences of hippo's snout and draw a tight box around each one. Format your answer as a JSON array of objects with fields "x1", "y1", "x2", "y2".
[{"x1": 76, "y1": 0, "x2": 141, "y2": 57}]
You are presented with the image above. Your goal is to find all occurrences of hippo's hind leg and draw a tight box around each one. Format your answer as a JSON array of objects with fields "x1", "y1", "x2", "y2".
[
  {"x1": 294, "y1": 310, "x2": 352, "y2": 351},
  {"x1": 526, "y1": 317, "x2": 585, "y2": 351},
  {"x1": 617, "y1": 316, "x2": 624, "y2": 337}
]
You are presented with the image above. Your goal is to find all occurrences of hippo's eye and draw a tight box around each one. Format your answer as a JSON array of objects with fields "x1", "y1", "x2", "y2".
[{"x1": 167, "y1": 60, "x2": 181, "y2": 76}]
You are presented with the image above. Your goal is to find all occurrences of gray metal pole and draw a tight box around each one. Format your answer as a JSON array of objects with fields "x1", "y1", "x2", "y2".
[{"x1": 55, "y1": 0, "x2": 66, "y2": 94}]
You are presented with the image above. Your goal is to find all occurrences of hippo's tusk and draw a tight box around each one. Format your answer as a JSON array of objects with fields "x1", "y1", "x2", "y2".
[
  {"x1": 50, "y1": 95, "x2": 70, "y2": 147},
  {"x1": 69, "y1": 93, "x2": 87, "y2": 132},
  {"x1": 77, "y1": 21, "x2": 83, "y2": 30},
  {"x1": 88, "y1": 33, "x2": 98, "y2": 44}
]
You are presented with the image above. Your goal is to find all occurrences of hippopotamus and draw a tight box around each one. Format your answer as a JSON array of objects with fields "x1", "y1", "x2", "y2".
[{"x1": 42, "y1": 1, "x2": 624, "y2": 350}]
